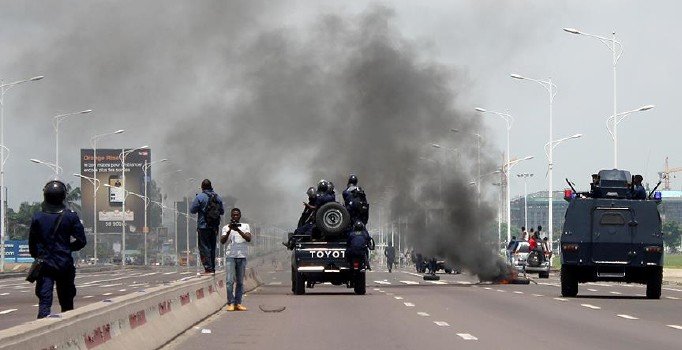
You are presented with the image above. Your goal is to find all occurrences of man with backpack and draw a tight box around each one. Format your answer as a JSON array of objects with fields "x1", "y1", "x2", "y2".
[
  {"x1": 190, "y1": 179, "x2": 225, "y2": 274},
  {"x1": 343, "y1": 174, "x2": 369, "y2": 225},
  {"x1": 346, "y1": 221, "x2": 372, "y2": 270}
]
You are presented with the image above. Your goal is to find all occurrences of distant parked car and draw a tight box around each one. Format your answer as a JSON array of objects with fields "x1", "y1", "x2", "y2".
[{"x1": 511, "y1": 241, "x2": 549, "y2": 278}]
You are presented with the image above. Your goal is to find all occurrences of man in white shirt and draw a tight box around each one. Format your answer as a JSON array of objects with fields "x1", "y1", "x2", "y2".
[{"x1": 220, "y1": 208, "x2": 252, "y2": 311}]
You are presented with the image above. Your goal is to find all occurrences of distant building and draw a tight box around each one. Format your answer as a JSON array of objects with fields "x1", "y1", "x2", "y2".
[
  {"x1": 510, "y1": 191, "x2": 569, "y2": 235},
  {"x1": 658, "y1": 191, "x2": 682, "y2": 223}
]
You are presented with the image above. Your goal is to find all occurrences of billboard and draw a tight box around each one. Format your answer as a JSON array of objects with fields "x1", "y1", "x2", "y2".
[{"x1": 80, "y1": 149, "x2": 152, "y2": 234}]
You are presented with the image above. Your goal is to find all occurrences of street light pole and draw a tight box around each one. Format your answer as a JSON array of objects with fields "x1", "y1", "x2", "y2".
[
  {"x1": 141, "y1": 158, "x2": 167, "y2": 265},
  {"x1": 476, "y1": 107, "x2": 514, "y2": 242},
  {"x1": 185, "y1": 178, "x2": 195, "y2": 269},
  {"x1": 511, "y1": 73, "x2": 558, "y2": 254},
  {"x1": 90, "y1": 130, "x2": 124, "y2": 264},
  {"x1": 120, "y1": 145, "x2": 148, "y2": 267},
  {"x1": 564, "y1": 28, "x2": 623, "y2": 167},
  {"x1": 53, "y1": 109, "x2": 92, "y2": 175},
  {"x1": 544, "y1": 133, "x2": 582, "y2": 261},
  {"x1": 606, "y1": 105, "x2": 655, "y2": 166},
  {"x1": 30, "y1": 159, "x2": 63, "y2": 174},
  {"x1": 73, "y1": 173, "x2": 100, "y2": 262},
  {"x1": 0, "y1": 75, "x2": 43, "y2": 272}
]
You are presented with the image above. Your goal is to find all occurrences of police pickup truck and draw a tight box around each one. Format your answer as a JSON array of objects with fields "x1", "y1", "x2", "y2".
[
  {"x1": 561, "y1": 169, "x2": 664, "y2": 299},
  {"x1": 287, "y1": 202, "x2": 372, "y2": 295}
]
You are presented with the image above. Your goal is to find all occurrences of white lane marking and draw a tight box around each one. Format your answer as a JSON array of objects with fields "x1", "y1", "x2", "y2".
[
  {"x1": 118, "y1": 289, "x2": 127, "y2": 292},
  {"x1": 484, "y1": 287, "x2": 492, "y2": 290},
  {"x1": 457, "y1": 333, "x2": 478, "y2": 341},
  {"x1": 394, "y1": 296, "x2": 404, "y2": 300},
  {"x1": 537, "y1": 282, "x2": 560, "y2": 287},
  {"x1": 0, "y1": 309, "x2": 18, "y2": 315},
  {"x1": 386, "y1": 293, "x2": 394, "y2": 296},
  {"x1": 100, "y1": 283, "x2": 123, "y2": 288},
  {"x1": 513, "y1": 291, "x2": 524, "y2": 294},
  {"x1": 610, "y1": 291, "x2": 622, "y2": 295},
  {"x1": 617, "y1": 314, "x2": 638, "y2": 320},
  {"x1": 163, "y1": 272, "x2": 176, "y2": 275},
  {"x1": 268, "y1": 282, "x2": 282, "y2": 285},
  {"x1": 417, "y1": 312, "x2": 430, "y2": 317},
  {"x1": 457, "y1": 281, "x2": 473, "y2": 285},
  {"x1": 532, "y1": 294, "x2": 544, "y2": 297},
  {"x1": 554, "y1": 298, "x2": 568, "y2": 302},
  {"x1": 0, "y1": 293, "x2": 9, "y2": 296},
  {"x1": 434, "y1": 321, "x2": 450, "y2": 327},
  {"x1": 663, "y1": 287, "x2": 682, "y2": 292},
  {"x1": 374, "y1": 281, "x2": 391, "y2": 285},
  {"x1": 403, "y1": 271, "x2": 423, "y2": 277},
  {"x1": 587, "y1": 288, "x2": 598, "y2": 292},
  {"x1": 83, "y1": 296, "x2": 94, "y2": 299},
  {"x1": 400, "y1": 280, "x2": 419, "y2": 285},
  {"x1": 429, "y1": 281, "x2": 447, "y2": 285},
  {"x1": 33, "y1": 304, "x2": 38, "y2": 307},
  {"x1": 102, "y1": 292, "x2": 113, "y2": 296},
  {"x1": 665, "y1": 296, "x2": 680, "y2": 300},
  {"x1": 128, "y1": 283, "x2": 147, "y2": 287},
  {"x1": 373, "y1": 288, "x2": 380, "y2": 291},
  {"x1": 496, "y1": 289, "x2": 505, "y2": 293},
  {"x1": 667, "y1": 324, "x2": 682, "y2": 330},
  {"x1": 180, "y1": 272, "x2": 193, "y2": 275},
  {"x1": 20, "y1": 290, "x2": 28, "y2": 293},
  {"x1": 581, "y1": 304, "x2": 601, "y2": 310},
  {"x1": 404, "y1": 302, "x2": 415, "y2": 307}
]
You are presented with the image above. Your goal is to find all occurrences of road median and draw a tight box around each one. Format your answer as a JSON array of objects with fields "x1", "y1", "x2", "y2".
[{"x1": 0, "y1": 267, "x2": 261, "y2": 350}]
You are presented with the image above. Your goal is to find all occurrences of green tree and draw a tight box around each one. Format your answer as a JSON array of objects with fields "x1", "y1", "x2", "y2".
[
  {"x1": 663, "y1": 221, "x2": 681, "y2": 253},
  {"x1": 7, "y1": 202, "x2": 42, "y2": 240},
  {"x1": 65, "y1": 184, "x2": 81, "y2": 215}
]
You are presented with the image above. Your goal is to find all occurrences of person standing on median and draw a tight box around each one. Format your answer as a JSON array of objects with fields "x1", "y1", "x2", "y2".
[
  {"x1": 220, "y1": 208, "x2": 252, "y2": 311},
  {"x1": 29, "y1": 180, "x2": 87, "y2": 319},
  {"x1": 190, "y1": 179, "x2": 224, "y2": 274}
]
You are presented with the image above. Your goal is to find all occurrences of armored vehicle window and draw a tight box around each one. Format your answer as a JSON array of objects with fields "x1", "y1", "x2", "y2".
[{"x1": 600, "y1": 213, "x2": 625, "y2": 225}]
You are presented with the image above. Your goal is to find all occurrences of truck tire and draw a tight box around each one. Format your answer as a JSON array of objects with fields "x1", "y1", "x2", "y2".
[
  {"x1": 539, "y1": 271, "x2": 550, "y2": 279},
  {"x1": 646, "y1": 267, "x2": 662, "y2": 299},
  {"x1": 527, "y1": 251, "x2": 541, "y2": 267},
  {"x1": 561, "y1": 265, "x2": 578, "y2": 297},
  {"x1": 294, "y1": 271, "x2": 306, "y2": 295},
  {"x1": 315, "y1": 202, "x2": 351, "y2": 236},
  {"x1": 354, "y1": 272, "x2": 366, "y2": 295},
  {"x1": 423, "y1": 274, "x2": 440, "y2": 281}
]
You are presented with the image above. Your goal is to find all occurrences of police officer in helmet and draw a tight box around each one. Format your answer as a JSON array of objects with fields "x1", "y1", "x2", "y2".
[
  {"x1": 29, "y1": 180, "x2": 86, "y2": 318},
  {"x1": 343, "y1": 174, "x2": 369, "y2": 225}
]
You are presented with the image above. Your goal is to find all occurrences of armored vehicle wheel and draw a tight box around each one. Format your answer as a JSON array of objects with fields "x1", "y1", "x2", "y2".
[
  {"x1": 315, "y1": 202, "x2": 351, "y2": 236},
  {"x1": 354, "y1": 272, "x2": 366, "y2": 295},
  {"x1": 646, "y1": 267, "x2": 662, "y2": 299},
  {"x1": 293, "y1": 271, "x2": 306, "y2": 295},
  {"x1": 539, "y1": 271, "x2": 550, "y2": 279},
  {"x1": 561, "y1": 266, "x2": 578, "y2": 297}
]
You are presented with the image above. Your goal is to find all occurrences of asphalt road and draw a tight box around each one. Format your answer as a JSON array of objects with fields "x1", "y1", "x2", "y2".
[
  {"x1": 0, "y1": 266, "x2": 203, "y2": 330},
  {"x1": 166, "y1": 264, "x2": 682, "y2": 350}
]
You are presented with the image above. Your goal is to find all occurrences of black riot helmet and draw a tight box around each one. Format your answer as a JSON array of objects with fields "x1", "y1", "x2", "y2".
[
  {"x1": 306, "y1": 186, "x2": 316, "y2": 200},
  {"x1": 353, "y1": 221, "x2": 365, "y2": 231},
  {"x1": 317, "y1": 179, "x2": 329, "y2": 193},
  {"x1": 43, "y1": 180, "x2": 67, "y2": 205},
  {"x1": 348, "y1": 174, "x2": 358, "y2": 186},
  {"x1": 328, "y1": 181, "x2": 335, "y2": 194}
]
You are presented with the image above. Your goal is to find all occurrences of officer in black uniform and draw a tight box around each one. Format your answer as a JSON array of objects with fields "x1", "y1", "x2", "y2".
[
  {"x1": 342, "y1": 174, "x2": 369, "y2": 225},
  {"x1": 29, "y1": 180, "x2": 86, "y2": 319}
]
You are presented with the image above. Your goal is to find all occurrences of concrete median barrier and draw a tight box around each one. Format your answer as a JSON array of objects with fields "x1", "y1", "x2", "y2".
[{"x1": 0, "y1": 267, "x2": 261, "y2": 350}]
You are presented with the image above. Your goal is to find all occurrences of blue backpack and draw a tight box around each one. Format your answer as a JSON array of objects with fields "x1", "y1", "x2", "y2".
[{"x1": 348, "y1": 230, "x2": 368, "y2": 253}]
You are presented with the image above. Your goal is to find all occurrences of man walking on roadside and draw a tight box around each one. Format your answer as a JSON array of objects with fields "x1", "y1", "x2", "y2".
[
  {"x1": 220, "y1": 208, "x2": 252, "y2": 311},
  {"x1": 190, "y1": 179, "x2": 224, "y2": 274}
]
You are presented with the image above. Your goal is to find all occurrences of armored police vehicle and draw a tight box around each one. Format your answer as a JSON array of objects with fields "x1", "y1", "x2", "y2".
[
  {"x1": 286, "y1": 202, "x2": 373, "y2": 295},
  {"x1": 561, "y1": 169, "x2": 663, "y2": 299}
]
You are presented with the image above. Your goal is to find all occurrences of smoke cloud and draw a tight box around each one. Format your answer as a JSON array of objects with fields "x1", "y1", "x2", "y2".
[{"x1": 3, "y1": 1, "x2": 510, "y2": 278}]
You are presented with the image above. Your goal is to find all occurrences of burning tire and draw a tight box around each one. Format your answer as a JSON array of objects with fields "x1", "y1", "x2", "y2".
[
  {"x1": 315, "y1": 202, "x2": 351, "y2": 236},
  {"x1": 423, "y1": 274, "x2": 440, "y2": 281},
  {"x1": 560, "y1": 266, "x2": 578, "y2": 297}
]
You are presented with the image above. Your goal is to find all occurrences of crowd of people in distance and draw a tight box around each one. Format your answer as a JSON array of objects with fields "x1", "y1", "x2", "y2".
[{"x1": 506, "y1": 225, "x2": 551, "y2": 265}]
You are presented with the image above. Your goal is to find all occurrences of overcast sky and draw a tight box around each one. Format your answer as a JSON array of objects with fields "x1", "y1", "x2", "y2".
[{"x1": 1, "y1": 1, "x2": 679, "y2": 223}]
